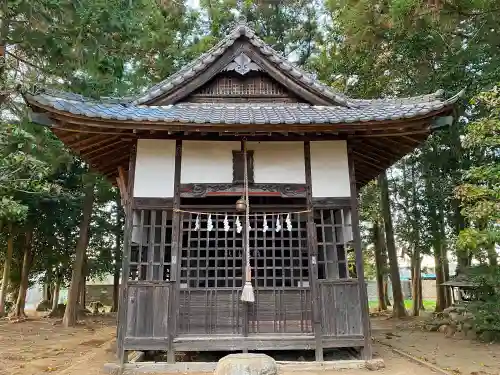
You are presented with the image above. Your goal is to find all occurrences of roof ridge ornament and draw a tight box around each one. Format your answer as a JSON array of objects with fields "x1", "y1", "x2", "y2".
[
  {"x1": 237, "y1": 14, "x2": 247, "y2": 24},
  {"x1": 223, "y1": 52, "x2": 261, "y2": 75}
]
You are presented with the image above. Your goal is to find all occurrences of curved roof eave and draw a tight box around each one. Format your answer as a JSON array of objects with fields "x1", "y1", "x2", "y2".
[{"x1": 24, "y1": 89, "x2": 463, "y2": 128}]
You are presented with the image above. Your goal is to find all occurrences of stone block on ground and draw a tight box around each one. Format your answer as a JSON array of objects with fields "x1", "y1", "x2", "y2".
[
  {"x1": 443, "y1": 306, "x2": 456, "y2": 314},
  {"x1": 36, "y1": 300, "x2": 51, "y2": 312},
  {"x1": 366, "y1": 358, "x2": 386, "y2": 371},
  {"x1": 215, "y1": 353, "x2": 277, "y2": 375},
  {"x1": 479, "y1": 330, "x2": 500, "y2": 343}
]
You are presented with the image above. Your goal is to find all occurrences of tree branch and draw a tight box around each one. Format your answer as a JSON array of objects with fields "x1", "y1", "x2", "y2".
[{"x1": 6, "y1": 51, "x2": 54, "y2": 76}]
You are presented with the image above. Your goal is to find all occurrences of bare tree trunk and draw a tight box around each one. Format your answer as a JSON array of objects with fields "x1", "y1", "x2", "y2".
[
  {"x1": 78, "y1": 256, "x2": 87, "y2": 310},
  {"x1": 487, "y1": 246, "x2": 498, "y2": 266},
  {"x1": 52, "y1": 279, "x2": 61, "y2": 311},
  {"x1": 438, "y1": 209, "x2": 452, "y2": 308},
  {"x1": 433, "y1": 242, "x2": 446, "y2": 312},
  {"x1": 13, "y1": 230, "x2": 33, "y2": 318},
  {"x1": 0, "y1": 2, "x2": 10, "y2": 107},
  {"x1": 424, "y1": 164, "x2": 447, "y2": 312},
  {"x1": 78, "y1": 277, "x2": 86, "y2": 309},
  {"x1": 111, "y1": 234, "x2": 122, "y2": 313},
  {"x1": 384, "y1": 275, "x2": 391, "y2": 306},
  {"x1": 49, "y1": 274, "x2": 61, "y2": 316},
  {"x1": 0, "y1": 225, "x2": 14, "y2": 316},
  {"x1": 378, "y1": 172, "x2": 406, "y2": 317},
  {"x1": 63, "y1": 183, "x2": 95, "y2": 327},
  {"x1": 449, "y1": 121, "x2": 469, "y2": 274},
  {"x1": 432, "y1": 208, "x2": 447, "y2": 311},
  {"x1": 111, "y1": 200, "x2": 123, "y2": 313},
  {"x1": 411, "y1": 252, "x2": 421, "y2": 316},
  {"x1": 418, "y1": 273, "x2": 425, "y2": 310},
  {"x1": 44, "y1": 269, "x2": 52, "y2": 304},
  {"x1": 373, "y1": 221, "x2": 387, "y2": 311}
]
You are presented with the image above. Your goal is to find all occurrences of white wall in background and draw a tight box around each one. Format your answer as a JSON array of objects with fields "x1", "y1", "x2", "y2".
[
  {"x1": 134, "y1": 139, "x2": 176, "y2": 197},
  {"x1": 310, "y1": 141, "x2": 350, "y2": 197}
]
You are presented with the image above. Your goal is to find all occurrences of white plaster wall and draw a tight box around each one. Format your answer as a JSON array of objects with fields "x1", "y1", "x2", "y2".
[
  {"x1": 134, "y1": 140, "x2": 348, "y2": 196},
  {"x1": 310, "y1": 141, "x2": 350, "y2": 197},
  {"x1": 181, "y1": 141, "x2": 240, "y2": 183},
  {"x1": 133, "y1": 139, "x2": 176, "y2": 197},
  {"x1": 181, "y1": 141, "x2": 305, "y2": 184},
  {"x1": 248, "y1": 141, "x2": 305, "y2": 184}
]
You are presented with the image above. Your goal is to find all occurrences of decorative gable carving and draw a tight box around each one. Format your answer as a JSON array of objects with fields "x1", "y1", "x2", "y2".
[
  {"x1": 222, "y1": 52, "x2": 261, "y2": 75},
  {"x1": 183, "y1": 72, "x2": 303, "y2": 103}
]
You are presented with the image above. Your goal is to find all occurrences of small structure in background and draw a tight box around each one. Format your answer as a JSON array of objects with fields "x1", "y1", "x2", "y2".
[{"x1": 442, "y1": 276, "x2": 479, "y2": 304}]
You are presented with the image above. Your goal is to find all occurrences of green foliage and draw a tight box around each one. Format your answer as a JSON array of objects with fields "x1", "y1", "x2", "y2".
[
  {"x1": 456, "y1": 87, "x2": 500, "y2": 259},
  {"x1": 467, "y1": 266, "x2": 500, "y2": 333},
  {"x1": 0, "y1": 0, "x2": 499, "y2": 316},
  {"x1": 0, "y1": 122, "x2": 60, "y2": 222}
]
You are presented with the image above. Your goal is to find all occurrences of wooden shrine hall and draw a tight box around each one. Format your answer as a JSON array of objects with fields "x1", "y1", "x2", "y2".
[{"x1": 24, "y1": 19, "x2": 461, "y2": 363}]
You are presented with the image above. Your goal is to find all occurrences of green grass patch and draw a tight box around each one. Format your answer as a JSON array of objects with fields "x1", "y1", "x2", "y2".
[{"x1": 369, "y1": 299, "x2": 436, "y2": 310}]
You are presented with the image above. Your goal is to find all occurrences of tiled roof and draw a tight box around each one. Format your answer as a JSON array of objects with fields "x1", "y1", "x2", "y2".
[
  {"x1": 129, "y1": 20, "x2": 351, "y2": 106},
  {"x1": 25, "y1": 90, "x2": 463, "y2": 125}
]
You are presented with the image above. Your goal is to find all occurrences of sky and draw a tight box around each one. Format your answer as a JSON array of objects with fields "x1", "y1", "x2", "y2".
[{"x1": 186, "y1": 0, "x2": 200, "y2": 9}]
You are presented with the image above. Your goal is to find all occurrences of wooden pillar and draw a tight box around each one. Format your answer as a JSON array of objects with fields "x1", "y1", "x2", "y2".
[
  {"x1": 167, "y1": 139, "x2": 182, "y2": 363},
  {"x1": 347, "y1": 143, "x2": 373, "y2": 360},
  {"x1": 241, "y1": 140, "x2": 249, "y2": 350},
  {"x1": 303, "y1": 141, "x2": 323, "y2": 361},
  {"x1": 117, "y1": 143, "x2": 137, "y2": 365}
]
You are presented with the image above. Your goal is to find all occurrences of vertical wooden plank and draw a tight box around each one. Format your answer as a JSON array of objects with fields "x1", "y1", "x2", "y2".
[
  {"x1": 251, "y1": 211, "x2": 258, "y2": 334},
  {"x1": 117, "y1": 142, "x2": 137, "y2": 364},
  {"x1": 153, "y1": 285, "x2": 170, "y2": 337},
  {"x1": 319, "y1": 210, "x2": 327, "y2": 279},
  {"x1": 185, "y1": 212, "x2": 192, "y2": 286},
  {"x1": 298, "y1": 213, "x2": 303, "y2": 287},
  {"x1": 147, "y1": 210, "x2": 156, "y2": 280},
  {"x1": 304, "y1": 141, "x2": 323, "y2": 361},
  {"x1": 339, "y1": 209, "x2": 348, "y2": 278},
  {"x1": 160, "y1": 210, "x2": 167, "y2": 281},
  {"x1": 240, "y1": 141, "x2": 249, "y2": 346},
  {"x1": 167, "y1": 139, "x2": 182, "y2": 363},
  {"x1": 288, "y1": 213, "x2": 294, "y2": 289},
  {"x1": 138, "y1": 210, "x2": 145, "y2": 280},
  {"x1": 329, "y1": 209, "x2": 340, "y2": 279},
  {"x1": 347, "y1": 142, "x2": 373, "y2": 359},
  {"x1": 137, "y1": 286, "x2": 154, "y2": 337},
  {"x1": 224, "y1": 211, "x2": 228, "y2": 288},
  {"x1": 126, "y1": 285, "x2": 138, "y2": 337}
]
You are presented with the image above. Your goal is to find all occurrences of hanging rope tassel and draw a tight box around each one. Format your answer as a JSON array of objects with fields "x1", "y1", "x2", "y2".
[{"x1": 241, "y1": 139, "x2": 255, "y2": 303}]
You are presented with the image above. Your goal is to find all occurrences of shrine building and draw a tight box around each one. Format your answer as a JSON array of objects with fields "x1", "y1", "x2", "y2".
[{"x1": 24, "y1": 20, "x2": 461, "y2": 363}]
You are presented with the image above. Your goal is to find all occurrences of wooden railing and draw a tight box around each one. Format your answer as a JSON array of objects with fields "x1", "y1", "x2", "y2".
[
  {"x1": 178, "y1": 288, "x2": 243, "y2": 334},
  {"x1": 318, "y1": 279, "x2": 363, "y2": 336},
  {"x1": 124, "y1": 280, "x2": 363, "y2": 342},
  {"x1": 177, "y1": 288, "x2": 313, "y2": 335},
  {"x1": 248, "y1": 288, "x2": 312, "y2": 334}
]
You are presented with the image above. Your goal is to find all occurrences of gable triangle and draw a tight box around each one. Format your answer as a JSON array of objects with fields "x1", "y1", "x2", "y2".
[{"x1": 132, "y1": 21, "x2": 349, "y2": 107}]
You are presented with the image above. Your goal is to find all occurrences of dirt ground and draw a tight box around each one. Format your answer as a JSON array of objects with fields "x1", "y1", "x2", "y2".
[
  {"x1": 372, "y1": 315, "x2": 500, "y2": 375},
  {"x1": 0, "y1": 313, "x2": 116, "y2": 375},
  {"x1": 1, "y1": 313, "x2": 499, "y2": 375}
]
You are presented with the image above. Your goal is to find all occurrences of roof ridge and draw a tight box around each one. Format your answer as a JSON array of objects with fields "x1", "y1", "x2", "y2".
[
  {"x1": 348, "y1": 90, "x2": 447, "y2": 108},
  {"x1": 130, "y1": 20, "x2": 349, "y2": 106},
  {"x1": 36, "y1": 88, "x2": 132, "y2": 105}
]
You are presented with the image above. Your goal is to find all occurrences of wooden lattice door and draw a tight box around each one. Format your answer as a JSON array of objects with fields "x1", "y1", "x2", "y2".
[{"x1": 177, "y1": 209, "x2": 313, "y2": 335}]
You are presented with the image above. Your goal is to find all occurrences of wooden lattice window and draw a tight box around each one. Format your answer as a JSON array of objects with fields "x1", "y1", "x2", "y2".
[
  {"x1": 315, "y1": 208, "x2": 353, "y2": 280},
  {"x1": 249, "y1": 212, "x2": 309, "y2": 288},
  {"x1": 179, "y1": 210, "x2": 309, "y2": 289},
  {"x1": 232, "y1": 150, "x2": 254, "y2": 184},
  {"x1": 129, "y1": 209, "x2": 173, "y2": 281}
]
